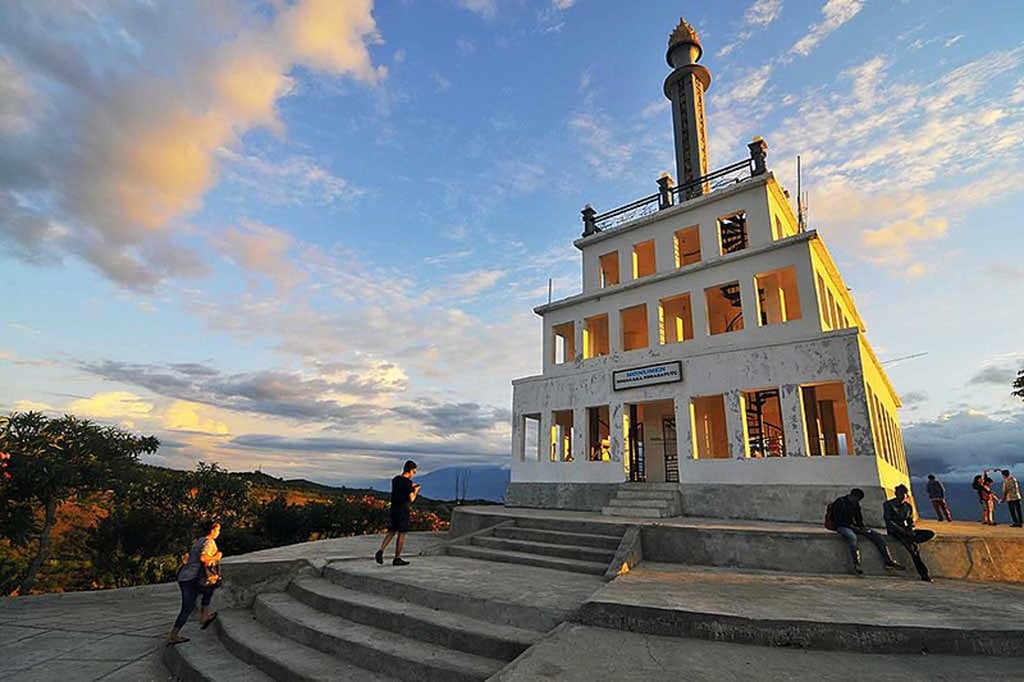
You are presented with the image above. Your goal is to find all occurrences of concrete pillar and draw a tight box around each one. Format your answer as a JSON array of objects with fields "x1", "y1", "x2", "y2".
[
  {"x1": 648, "y1": 300, "x2": 662, "y2": 347},
  {"x1": 738, "y1": 275, "x2": 759, "y2": 333},
  {"x1": 609, "y1": 307, "x2": 622, "y2": 354},
  {"x1": 780, "y1": 383, "x2": 807, "y2": 456},
  {"x1": 573, "y1": 319, "x2": 584, "y2": 363},
  {"x1": 609, "y1": 401, "x2": 626, "y2": 466},
  {"x1": 511, "y1": 412, "x2": 524, "y2": 462},
  {"x1": 724, "y1": 388, "x2": 748, "y2": 458},
  {"x1": 845, "y1": 376, "x2": 876, "y2": 458},
  {"x1": 539, "y1": 411, "x2": 553, "y2": 464},
  {"x1": 573, "y1": 407, "x2": 587, "y2": 464},
  {"x1": 692, "y1": 285, "x2": 709, "y2": 338},
  {"x1": 674, "y1": 394, "x2": 695, "y2": 460}
]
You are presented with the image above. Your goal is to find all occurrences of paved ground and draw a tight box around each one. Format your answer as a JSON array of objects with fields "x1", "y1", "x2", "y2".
[
  {"x1": 0, "y1": 532, "x2": 440, "y2": 682},
  {"x1": 0, "y1": 583, "x2": 178, "y2": 682}
]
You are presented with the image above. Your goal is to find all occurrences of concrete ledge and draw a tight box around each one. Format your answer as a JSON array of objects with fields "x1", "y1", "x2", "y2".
[
  {"x1": 219, "y1": 559, "x2": 315, "y2": 610},
  {"x1": 575, "y1": 600, "x2": 1023, "y2": 657},
  {"x1": 605, "y1": 525, "x2": 643, "y2": 582},
  {"x1": 507, "y1": 482, "x2": 619, "y2": 512}
]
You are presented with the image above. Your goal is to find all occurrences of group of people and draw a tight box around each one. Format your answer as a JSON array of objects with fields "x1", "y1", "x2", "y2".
[
  {"x1": 925, "y1": 469, "x2": 1022, "y2": 527},
  {"x1": 828, "y1": 485, "x2": 934, "y2": 582}
]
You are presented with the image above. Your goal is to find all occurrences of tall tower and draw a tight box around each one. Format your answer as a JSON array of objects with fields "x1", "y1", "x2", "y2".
[{"x1": 664, "y1": 18, "x2": 711, "y2": 198}]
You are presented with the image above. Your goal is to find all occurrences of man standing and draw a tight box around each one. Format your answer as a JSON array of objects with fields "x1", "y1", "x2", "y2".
[
  {"x1": 829, "y1": 488, "x2": 904, "y2": 576},
  {"x1": 925, "y1": 474, "x2": 953, "y2": 522},
  {"x1": 1000, "y1": 470, "x2": 1022, "y2": 527},
  {"x1": 883, "y1": 484, "x2": 934, "y2": 582},
  {"x1": 375, "y1": 460, "x2": 421, "y2": 566}
]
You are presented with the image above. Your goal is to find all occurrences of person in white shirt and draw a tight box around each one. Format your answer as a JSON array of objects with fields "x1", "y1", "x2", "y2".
[{"x1": 1000, "y1": 470, "x2": 1022, "y2": 527}]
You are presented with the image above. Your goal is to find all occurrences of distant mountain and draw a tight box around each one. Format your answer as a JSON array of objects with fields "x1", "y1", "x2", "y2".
[{"x1": 361, "y1": 466, "x2": 510, "y2": 503}]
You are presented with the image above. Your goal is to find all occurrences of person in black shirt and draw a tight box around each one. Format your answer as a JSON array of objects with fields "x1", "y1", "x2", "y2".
[
  {"x1": 830, "y1": 488, "x2": 904, "y2": 575},
  {"x1": 883, "y1": 484, "x2": 934, "y2": 582},
  {"x1": 375, "y1": 460, "x2": 420, "y2": 566}
]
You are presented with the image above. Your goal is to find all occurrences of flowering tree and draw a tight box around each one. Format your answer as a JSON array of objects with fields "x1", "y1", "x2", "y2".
[{"x1": 0, "y1": 412, "x2": 158, "y2": 594}]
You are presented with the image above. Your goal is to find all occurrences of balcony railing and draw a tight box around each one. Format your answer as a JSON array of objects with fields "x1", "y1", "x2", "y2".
[{"x1": 581, "y1": 138, "x2": 768, "y2": 237}]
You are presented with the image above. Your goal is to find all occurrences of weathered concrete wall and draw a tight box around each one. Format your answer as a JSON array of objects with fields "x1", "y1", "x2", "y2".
[
  {"x1": 640, "y1": 524, "x2": 1024, "y2": 583},
  {"x1": 678, "y1": 482, "x2": 888, "y2": 527},
  {"x1": 506, "y1": 482, "x2": 619, "y2": 512}
]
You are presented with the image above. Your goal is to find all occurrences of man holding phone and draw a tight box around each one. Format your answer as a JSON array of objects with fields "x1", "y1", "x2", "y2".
[{"x1": 376, "y1": 459, "x2": 421, "y2": 566}]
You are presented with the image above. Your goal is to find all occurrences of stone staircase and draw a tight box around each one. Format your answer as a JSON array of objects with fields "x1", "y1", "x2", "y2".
[
  {"x1": 164, "y1": 558, "x2": 557, "y2": 681},
  {"x1": 446, "y1": 515, "x2": 628, "y2": 575},
  {"x1": 600, "y1": 482, "x2": 682, "y2": 518}
]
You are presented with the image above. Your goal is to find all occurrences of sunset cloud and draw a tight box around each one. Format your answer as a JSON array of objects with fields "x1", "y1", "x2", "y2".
[{"x1": 0, "y1": 0, "x2": 383, "y2": 290}]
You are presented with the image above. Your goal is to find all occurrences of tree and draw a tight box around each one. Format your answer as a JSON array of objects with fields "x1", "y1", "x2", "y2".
[
  {"x1": 1013, "y1": 369, "x2": 1024, "y2": 402},
  {"x1": 0, "y1": 412, "x2": 158, "y2": 594}
]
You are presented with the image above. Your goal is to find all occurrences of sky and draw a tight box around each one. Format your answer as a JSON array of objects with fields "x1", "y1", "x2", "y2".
[{"x1": 1, "y1": 0, "x2": 1022, "y2": 486}]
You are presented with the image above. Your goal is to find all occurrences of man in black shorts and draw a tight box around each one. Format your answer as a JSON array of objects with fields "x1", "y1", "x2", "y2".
[{"x1": 375, "y1": 460, "x2": 420, "y2": 566}]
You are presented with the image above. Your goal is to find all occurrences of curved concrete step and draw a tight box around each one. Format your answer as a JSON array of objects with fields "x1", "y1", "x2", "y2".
[
  {"x1": 321, "y1": 561, "x2": 572, "y2": 631},
  {"x1": 493, "y1": 525, "x2": 622, "y2": 549},
  {"x1": 448, "y1": 544, "x2": 607, "y2": 575},
  {"x1": 511, "y1": 516, "x2": 629, "y2": 536},
  {"x1": 162, "y1": 625, "x2": 273, "y2": 682},
  {"x1": 614, "y1": 489, "x2": 682, "y2": 500},
  {"x1": 606, "y1": 498, "x2": 673, "y2": 509},
  {"x1": 253, "y1": 592, "x2": 505, "y2": 682},
  {"x1": 287, "y1": 575, "x2": 539, "y2": 661},
  {"x1": 215, "y1": 608, "x2": 395, "y2": 681},
  {"x1": 600, "y1": 507, "x2": 667, "y2": 518},
  {"x1": 470, "y1": 535, "x2": 616, "y2": 563}
]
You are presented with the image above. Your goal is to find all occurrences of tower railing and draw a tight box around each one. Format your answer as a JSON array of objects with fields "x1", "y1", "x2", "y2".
[{"x1": 581, "y1": 138, "x2": 768, "y2": 237}]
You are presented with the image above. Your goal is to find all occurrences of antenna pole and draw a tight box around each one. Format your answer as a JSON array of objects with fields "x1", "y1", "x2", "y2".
[
  {"x1": 548, "y1": 278, "x2": 553, "y2": 304},
  {"x1": 796, "y1": 155, "x2": 805, "y2": 232}
]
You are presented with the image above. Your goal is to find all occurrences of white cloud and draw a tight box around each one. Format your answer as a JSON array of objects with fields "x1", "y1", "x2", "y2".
[
  {"x1": 212, "y1": 220, "x2": 309, "y2": 295},
  {"x1": 0, "y1": 0, "x2": 383, "y2": 290},
  {"x1": 163, "y1": 401, "x2": 230, "y2": 435},
  {"x1": 717, "y1": 0, "x2": 784, "y2": 57},
  {"x1": 459, "y1": 0, "x2": 497, "y2": 19},
  {"x1": 218, "y1": 149, "x2": 364, "y2": 206},
  {"x1": 69, "y1": 391, "x2": 154, "y2": 426},
  {"x1": 790, "y1": 0, "x2": 864, "y2": 57},
  {"x1": 944, "y1": 34, "x2": 963, "y2": 48}
]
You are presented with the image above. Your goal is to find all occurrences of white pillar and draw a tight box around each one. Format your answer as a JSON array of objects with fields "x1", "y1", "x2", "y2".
[
  {"x1": 780, "y1": 383, "x2": 807, "y2": 456},
  {"x1": 724, "y1": 388, "x2": 748, "y2": 458}
]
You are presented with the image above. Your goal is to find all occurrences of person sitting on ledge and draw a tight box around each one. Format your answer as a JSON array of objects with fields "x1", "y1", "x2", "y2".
[
  {"x1": 883, "y1": 484, "x2": 935, "y2": 582},
  {"x1": 829, "y1": 488, "x2": 905, "y2": 576}
]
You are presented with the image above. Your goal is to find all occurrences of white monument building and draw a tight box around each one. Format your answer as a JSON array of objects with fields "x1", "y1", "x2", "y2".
[{"x1": 509, "y1": 19, "x2": 911, "y2": 525}]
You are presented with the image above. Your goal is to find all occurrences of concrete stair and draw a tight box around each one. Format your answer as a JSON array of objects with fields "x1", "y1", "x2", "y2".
[
  {"x1": 166, "y1": 555, "x2": 560, "y2": 682},
  {"x1": 445, "y1": 516, "x2": 627, "y2": 576},
  {"x1": 601, "y1": 482, "x2": 682, "y2": 518}
]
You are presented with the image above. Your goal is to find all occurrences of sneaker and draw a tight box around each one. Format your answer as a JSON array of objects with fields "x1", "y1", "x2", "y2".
[
  {"x1": 920, "y1": 576, "x2": 933, "y2": 582},
  {"x1": 885, "y1": 561, "x2": 906, "y2": 571},
  {"x1": 393, "y1": 557, "x2": 410, "y2": 566},
  {"x1": 374, "y1": 550, "x2": 384, "y2": 565},
  {"x1": 854, "y1": 566, "x2": 864, "y2": 576}
]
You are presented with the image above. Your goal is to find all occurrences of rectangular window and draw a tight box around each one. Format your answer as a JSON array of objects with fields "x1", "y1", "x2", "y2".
[
  {"x1": 552, "y1": 321, "x2": 575, "y2": 365},
  {"x1": 755, "y1": 267, "x2": 802, "y2": 326},
  {"x1": 599, "y1": 252, "x2": 620, "y2": 288},
  {"x1": 659, "y1": 293, "x2": 693, "y2": 344},
  {"x1": 817, "y1": 274, "x2": 832, "y2": 330},
  {"x1": 632, "y1": 240, "x2": 656, "y2": 279},
  {"x1": 620, "y1": 304, "x2": 649, "y2": 351},
  {"x1": 718, "y1": 211, "x2": 748, "y2": 255},
  {"x1": 801, "y1": 382, "x2": 853, "y2": 456},
  {"x1": 691, "y1": 395, "x2": 729, "y2": 459},
  {"x1": 587, "y1": 405, "x2": 611, "y2": 461},
  {"x1": 742, "y1": 389, "x2": 785, "y2": 457},
  {"x1": 521, "y1": 414, "x2": 541, "y2": 461},
  {"x1": 551, "y1": 410, "x2": 574, "y2": 462},
  {"x1": 674, "y1": 226, "x2": 701, "y2": 267},
  {"x1": 583, "y1": 314, "x2": 610, "y2": 358},
  {"x1": 706, "y1": 282, "x2": 743, "y2": 335}
]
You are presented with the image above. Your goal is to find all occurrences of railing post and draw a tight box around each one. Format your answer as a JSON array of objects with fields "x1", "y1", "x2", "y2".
[
  {"x1": 748, "y1": 136, "x2": 768, "y2": 176},
  {"x1": 581, "y1": 204, "x2": 598, "y2": 237},
  {"x1": 657, "y1": 172, "x2": 675, "y2": 210}
]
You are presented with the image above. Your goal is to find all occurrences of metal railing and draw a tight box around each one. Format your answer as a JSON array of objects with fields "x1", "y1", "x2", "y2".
[{"x1": 581, "y1": 138, "x2": 768, "y2": 237}]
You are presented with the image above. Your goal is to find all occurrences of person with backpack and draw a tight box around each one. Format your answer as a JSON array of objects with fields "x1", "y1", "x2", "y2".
[{"x1": 827, "y1": 488, "x2": 904, "y2": 576}]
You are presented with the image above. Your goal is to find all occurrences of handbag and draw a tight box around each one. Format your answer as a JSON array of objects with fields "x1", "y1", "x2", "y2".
[{"x1": 200, "y1": 562, "x2": 222, "y2": 589}]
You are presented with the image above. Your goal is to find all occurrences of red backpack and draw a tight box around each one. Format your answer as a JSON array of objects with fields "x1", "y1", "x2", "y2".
[{"x1": 824, "y1": 500, "x2": 837, "y2": 530}]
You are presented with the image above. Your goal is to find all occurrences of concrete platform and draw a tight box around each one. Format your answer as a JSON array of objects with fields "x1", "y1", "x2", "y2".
[
  {"x1": 451, "y1": 506, "x2": 1024, "y2": 583},
  {"x1": 576, "y1": 563, "x2": 1024, "y2": 656},
  {"x1": 491, "y1": 622, "x2": 1024, "y2": 682}
]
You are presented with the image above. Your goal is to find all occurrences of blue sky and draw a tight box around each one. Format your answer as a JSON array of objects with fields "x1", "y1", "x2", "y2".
[{"x1": 1, "y1": 0, "x2": 1022, "y2": 484}]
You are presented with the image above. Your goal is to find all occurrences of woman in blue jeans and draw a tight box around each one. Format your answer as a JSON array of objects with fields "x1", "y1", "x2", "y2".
[{"x1": 167, "y1": 520, "x2": 222, "y2": 645}]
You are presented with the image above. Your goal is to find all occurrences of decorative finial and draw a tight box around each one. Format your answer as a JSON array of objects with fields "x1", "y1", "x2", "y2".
[{"x1": 667, "y1": 18, "x2": 702, "y2": 66}]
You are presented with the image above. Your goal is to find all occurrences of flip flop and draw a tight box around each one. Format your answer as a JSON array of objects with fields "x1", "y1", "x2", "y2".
[
  {"x1": 166, "y1": 637, "x2": 190, "y2": 646},
  {"x1": 200, "y1": 613, "x2": 219, "y2": 630}
]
